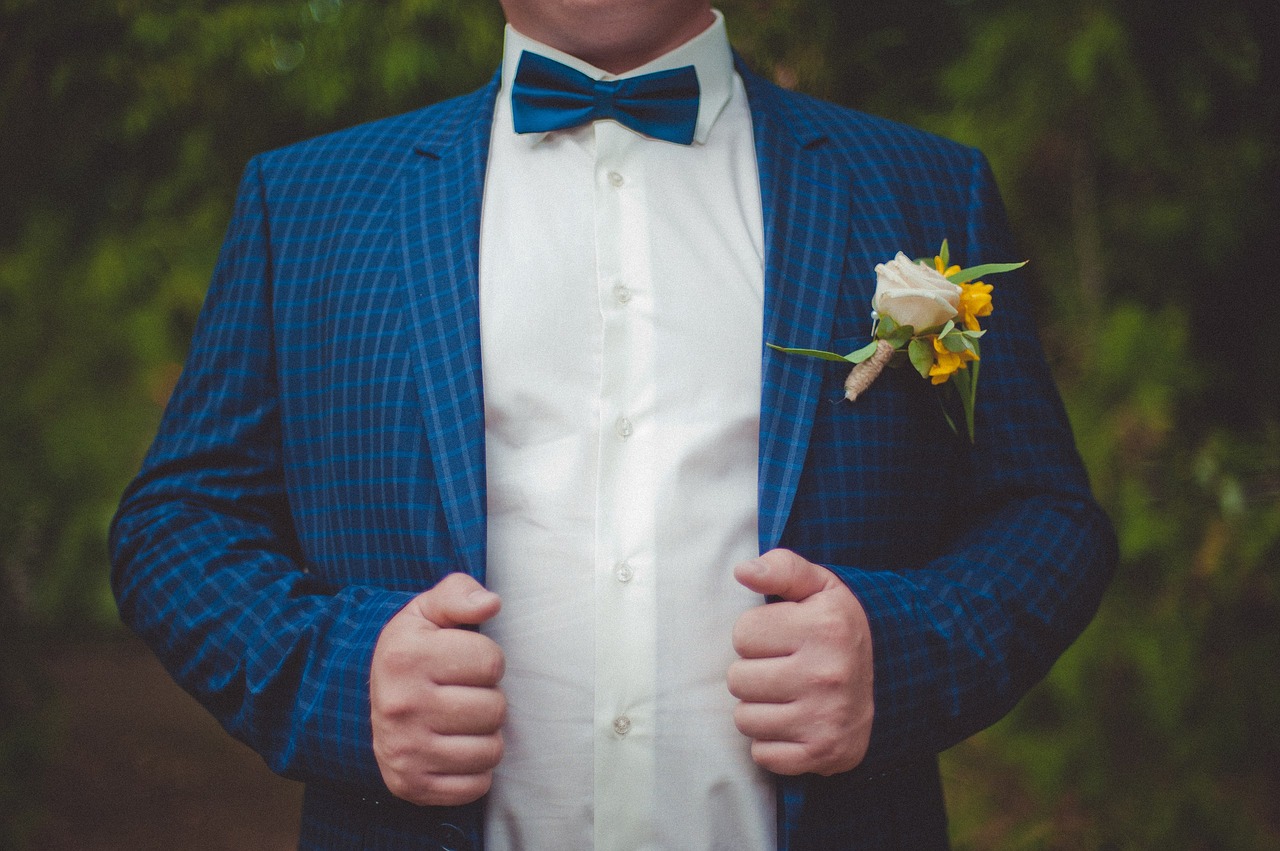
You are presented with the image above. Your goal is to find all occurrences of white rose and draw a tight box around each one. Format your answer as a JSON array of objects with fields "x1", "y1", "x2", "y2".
[{"x1": 872, "y1": 251, "x2": 960, "y2": 331}]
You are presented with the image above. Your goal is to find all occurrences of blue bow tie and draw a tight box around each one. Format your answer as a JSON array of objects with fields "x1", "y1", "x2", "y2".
[{"x1": 510, "y1": 51, "x2": 701, "y2": 145}]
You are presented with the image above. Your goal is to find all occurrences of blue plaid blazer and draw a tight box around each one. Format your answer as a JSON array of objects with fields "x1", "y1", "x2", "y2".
[{"x1": 111, "y1": 58, "x2": 1115, "y2": 850}]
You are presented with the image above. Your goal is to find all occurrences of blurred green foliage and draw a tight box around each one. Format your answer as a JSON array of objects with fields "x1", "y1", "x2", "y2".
[{"x1": 2, "y1": 0, "x2": 1277, "y2": 848}]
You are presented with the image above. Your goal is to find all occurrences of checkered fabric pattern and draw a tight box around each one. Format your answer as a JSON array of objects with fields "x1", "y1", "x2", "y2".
[{"x1": 111, "y1": 58, "x2": 1115, "y2": 851}]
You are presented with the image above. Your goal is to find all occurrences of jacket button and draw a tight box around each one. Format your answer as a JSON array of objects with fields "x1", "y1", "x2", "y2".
[{"x1": 435, "y1": 822, "x2": 471, "y2": 851}]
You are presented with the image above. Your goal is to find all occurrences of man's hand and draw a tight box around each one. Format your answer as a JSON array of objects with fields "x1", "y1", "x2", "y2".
[
  {"x1": 371, "y1": 573, "x2": 506, "y2": 807},
  {"x1": 728, "y1": 549, "x2": 874, "y2": 776}
]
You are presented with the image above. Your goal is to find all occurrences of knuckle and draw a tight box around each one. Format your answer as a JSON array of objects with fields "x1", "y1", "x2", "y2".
[
  {"x1": 487, "y1": 691, "x2": 509, "y2": 729},
  {"x1": 764, "y1": 547, "x2": 796, "y2": 567},
  {"x1": 477, "y1": 643, "x2": 506, "y2": 683},
  {"x1": 482, "y1": 734, "x2": 505, "y2": 768},
  {"x1": 725, "y1": 661, "x2": 746, "y2": 696},
  {"x1": 752, "y1": 742, "x2": 795, "y2": 776},
  {"x1": 732, "y1": 610, "x2": 767, "y2": 653},
  {"x1": 433, "y1": 572, "x2": 473, "y2": 596},
  {"x1": 375, "y1": 694, "x2": 413, "y2": 721},
  {"x1": 731, "y1": 701, "x2": 749, "y2": 729},
  {"x1": 465, "y1": 771, "x2": 495, "y2": 802},
  {"x1": 374, "y1": 642, "x2": 409, "y2": 674},
  {"x1": 406, "y1": 782, "x2": 450, "y2": 808},
  {"x1": 419, "y1": 684, "x2": 453, "y2": 719},
  {"x1": 801, "y1": 738, "x2": 829, "y2": 765},
  {"x1": 432, "y1": 774, "x2": 492, "y2": 808},
  {"x1": 478, "y1": 770, "x2": 495, "y2": 794},
  {"x1": 772, "y1": 549, "x2": 803, "y2": 580},
  {"x1": 807, "y1": 661, "x2": 848, "y2": 691},
  {"x1": 809, "y1": 603, "x2": 849, "y2": 639},
  {"x1": 776, "y1": 548, "x2": 802, "y2": 570},
  {"x1": 372, "y1": 728, "x2": 408, "y2": 769},
  {"x1": 385, "y1": 768, "x2": 435, "y2": 806},
  {"x1": 376, "y1": 637, "x2": 433, "y2": 679},
  {"x1": 406, "y1": 790, "x2": 439, "y2": 807},
  {"x1": 384, "y1": 774, "x2": 411, "y2": 799}
]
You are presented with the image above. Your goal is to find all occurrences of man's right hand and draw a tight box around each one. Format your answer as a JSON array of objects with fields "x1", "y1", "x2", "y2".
[{"x1": 371, "y1": 573, "x2": 506, "y2": 807}]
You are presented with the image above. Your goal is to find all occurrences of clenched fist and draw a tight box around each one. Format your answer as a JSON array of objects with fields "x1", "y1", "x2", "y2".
[
  {"x1": 371, "y1": 573, "x2": 506, "y2": 806},
  {"x1": 728, "y1": 549, "x2": 874, "y2": 776}
]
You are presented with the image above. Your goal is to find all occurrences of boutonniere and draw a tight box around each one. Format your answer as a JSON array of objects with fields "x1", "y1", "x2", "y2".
[{"x1": 769, "y1": 240, "x2": 1026, "y2": 443}]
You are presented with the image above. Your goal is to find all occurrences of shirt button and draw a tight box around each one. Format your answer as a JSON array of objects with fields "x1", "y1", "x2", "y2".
[
  {"x1": 614, "y1": 562, "x2": 634, "y2": 583},
  {"x1": 615, "y1": 416, "x2": 633, "y2": 438},
  {"x1": 607, "y1": 171, "x2": 624, "y2": 187},
  {"x1": 613, "y1": 716, "x2": 632, "y2": 736},
  {"x1": 613, "y1": 284, "x2": 632, "y2": 304}
]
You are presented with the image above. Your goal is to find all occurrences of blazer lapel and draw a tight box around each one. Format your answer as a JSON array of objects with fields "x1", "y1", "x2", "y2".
[
  {"x1": 396, "y1": 78, "x2": 499, "y2": 583},
  {"x1": 741, "y1": 64, "x2": 853, "y2": 555}
]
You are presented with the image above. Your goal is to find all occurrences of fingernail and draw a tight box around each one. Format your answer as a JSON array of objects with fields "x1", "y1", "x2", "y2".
[{"x1": 468, "y1": 588, "x2": 498, "y2": 605}]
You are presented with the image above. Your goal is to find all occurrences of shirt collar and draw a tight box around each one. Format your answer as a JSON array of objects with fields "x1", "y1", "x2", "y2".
[{"x1": 498, "y1": 9, "x2": 735, "y2": 146}]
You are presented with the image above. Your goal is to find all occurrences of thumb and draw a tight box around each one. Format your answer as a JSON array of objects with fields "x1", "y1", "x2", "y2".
[
  {"x1": 412, "y1": 572, "x2": 501, "y2": 629},
  {"x1": 734, "y1": 549, "x2": 831, "y2": 602}
]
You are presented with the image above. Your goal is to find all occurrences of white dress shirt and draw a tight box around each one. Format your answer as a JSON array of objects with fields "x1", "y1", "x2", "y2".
[{"x1": 478, "y1": 12, "x2": 774, "y2": 849}]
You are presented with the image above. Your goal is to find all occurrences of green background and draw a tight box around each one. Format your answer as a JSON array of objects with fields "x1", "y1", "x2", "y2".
[{"x1": 2, "y1": 0, "x2": 1277, "y2": 847}]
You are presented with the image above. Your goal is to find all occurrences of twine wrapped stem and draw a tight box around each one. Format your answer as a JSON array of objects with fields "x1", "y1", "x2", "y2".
[{"x1": 843, "y1": 339, "x2": 895, "y2": 401}]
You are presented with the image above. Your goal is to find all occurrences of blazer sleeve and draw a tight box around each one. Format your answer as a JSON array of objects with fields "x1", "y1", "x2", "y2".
[
  {"x1": 109, "y1": 157, "x2": 417, "y2": 793},
  {"x1": 829, "y1": 152, "x2": 1117, "y2": 771}
]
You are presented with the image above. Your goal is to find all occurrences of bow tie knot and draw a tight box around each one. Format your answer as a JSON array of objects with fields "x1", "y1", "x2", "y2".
[{"x1": 511, "y1": 51, "x2": 701, "y2": 146}]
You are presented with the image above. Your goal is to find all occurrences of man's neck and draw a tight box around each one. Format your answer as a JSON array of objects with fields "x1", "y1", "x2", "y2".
[{"x1": 502, "y1": 5, "x2": 715, "y2": 75}]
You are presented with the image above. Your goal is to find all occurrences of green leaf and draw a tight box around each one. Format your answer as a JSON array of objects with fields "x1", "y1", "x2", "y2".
[
  {"x1": 939, "y1": 319, "x2": 956, "y2": 338},
  {"x1": 936, "y1": 392, "x2": 960, "y2": 437},
  {"x1": 961, "y1": 329, "x2": 987, "y2": 339},
  {"x1": 766, "y1": 343, "x2": 855, "y2": 363},
  {"x1": 946, "y1": 260, "x2": 1028, "y2": 284},
  {"x1": 948, "y1": 361, "x2": 979, "y2": 443},
  {"x1": 908, "y1": 337, "x2": 934, "y2": 378},
  {"x1": 883, "y1": 325, "x2": 915, "y2": 348},
  {"x1": 939, "y1": 238, "x2": 950, "y2": 268},
  {"x1": 877, "y1": 313, "x2": 898, "y2": 337},
  {"x1": 951, "y1": 334, "x2": 979, "y2": 356},
  {"x1": 844, "y1": 340, "x2": 882, "y2": 363}
]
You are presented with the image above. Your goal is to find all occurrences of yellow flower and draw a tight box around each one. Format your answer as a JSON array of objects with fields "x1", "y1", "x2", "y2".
[
  {"x1": 928, "y1": 335, "x2": 978, "y2": 385},
  {"x1": 957, "y1": 280, "x2": 994, "y2": 332},
  {"x1": 933, "y1": 255, "x2": 961, "y2": 278}
]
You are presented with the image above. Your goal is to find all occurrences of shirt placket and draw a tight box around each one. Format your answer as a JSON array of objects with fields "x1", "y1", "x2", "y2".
[{"x1": 591, "y1": 119, "x2": 658, "y2": 850}]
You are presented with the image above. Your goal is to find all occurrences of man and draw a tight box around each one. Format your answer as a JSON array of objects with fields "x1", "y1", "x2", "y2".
[{"x1": 110, "y1": 1, "x2": 1116, "y2": 848}]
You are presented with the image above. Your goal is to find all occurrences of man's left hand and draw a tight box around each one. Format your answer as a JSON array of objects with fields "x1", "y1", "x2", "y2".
[{"x1": 728, "y1": 549, "x2": 874, "y2": 776}]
